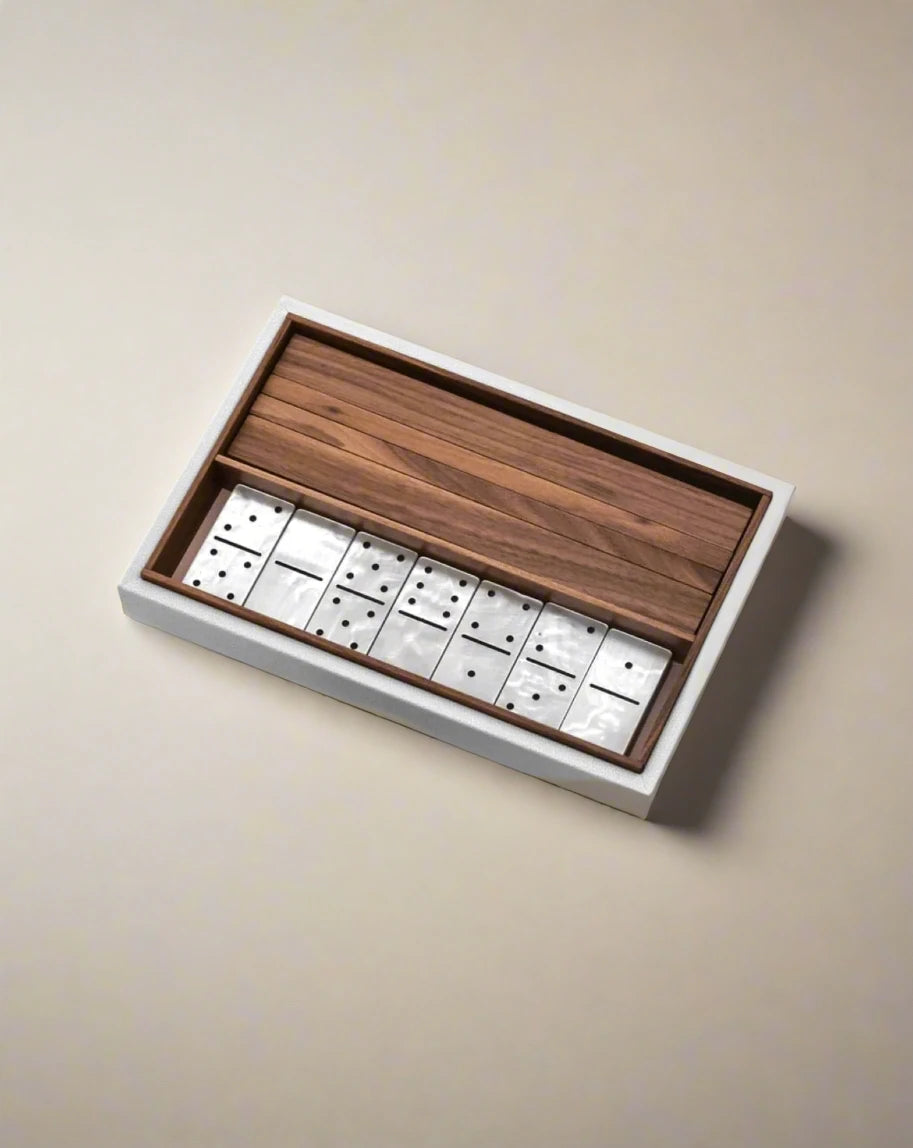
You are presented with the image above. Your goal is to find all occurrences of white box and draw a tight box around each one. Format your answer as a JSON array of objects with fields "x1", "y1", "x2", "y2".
[{"x1": 118, "y1": 298, "x2": 793, "y2": 817}]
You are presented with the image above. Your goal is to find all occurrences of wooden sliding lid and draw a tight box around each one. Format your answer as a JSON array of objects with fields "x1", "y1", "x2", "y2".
[{"x1": 225, "y1": 328, "x2": 755, "y2": 639}]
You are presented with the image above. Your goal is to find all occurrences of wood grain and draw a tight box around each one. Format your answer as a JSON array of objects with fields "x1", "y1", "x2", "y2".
[
  {"x1": 251, "y1": 390, "x2": 721, "y2": 592},
  {"x1": 260, "y1": 374, "x2": 731, "y2": 570},
  {"x1": 228, "y1": 414, "x2": 712, "y2": 634},
  {"x1": 271, "y1": 316, "x2": 767, "y2": 504},
  {"x1": 279, "y1": 335, "x2": 752, "y2": 551}
]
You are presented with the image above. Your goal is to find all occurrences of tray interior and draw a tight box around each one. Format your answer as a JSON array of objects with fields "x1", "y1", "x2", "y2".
[{"x1": 142, "y1": 315, "x2": 771, "y2": 772}]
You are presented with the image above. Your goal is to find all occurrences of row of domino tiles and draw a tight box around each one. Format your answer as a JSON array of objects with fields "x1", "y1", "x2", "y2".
[{"x1": 183, "y1": 485, "x2": 672, "y2": 753}]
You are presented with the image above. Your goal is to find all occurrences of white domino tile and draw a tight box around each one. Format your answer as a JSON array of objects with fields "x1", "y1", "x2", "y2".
[
  {"x1": 561, "y1": 629, "x2": 672, "y2": 753},
  {"x1": 432, "y1": 581, "x2": 542, "y2": 703},
  {"x1": 306, "y1": 532, "x2": 417, "y2": 653},
  {"x1": 496, "y1": 604, "x2": 607, "y2": 727},
  {"x1": 369, "y1": 559, "x2": 479, "y2": 677},
  {"x1": 182, "y1": 485, "x2": 294, "y2": 603},
  {"x1": 245, "y1": 509, "x2": 354, "y2": 628}
]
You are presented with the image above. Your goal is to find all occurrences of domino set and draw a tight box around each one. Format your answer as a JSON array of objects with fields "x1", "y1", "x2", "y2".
[
  {"x1": 182, "y1": 483, "x2": 671, "y2": 755},
  {"x1": 119, "y1": 299, "x2": 793, "y2": 816}
]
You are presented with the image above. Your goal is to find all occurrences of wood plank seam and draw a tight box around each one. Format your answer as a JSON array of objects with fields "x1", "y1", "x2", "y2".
[
  {"x1": 281, "y1": 336, "x2": 752, "y2": 548},
  {"x1": 260, "y1": 373, "x2": 733, "y2": 571},
  {"x1": 250, "y1": 391, "x2": 722, "y2": 593}
]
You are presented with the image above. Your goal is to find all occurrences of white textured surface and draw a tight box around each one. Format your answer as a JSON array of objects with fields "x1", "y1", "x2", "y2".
[
  {"x1": 183, "y1": 485, "x2": 294, "y2": 602},
  {"x1": 496, "y1": 604, "x2": 606, "y2": 727},
  {"x1": 562, "y1": 629, "x2": 673, "y2": 753},
  {"x1": 244, "y1": 508, "x2": 355, "y2": 629},
  {"x1": 431, "y1": 580, "x2": 545, "y2": 705},
  {"x1": 370, "y1": 558, "x2": 479, "y2": 678},
  {"x1": 3, "y1": 4, "x2": 912, "y2": 1147},
  {"x1": 305, "y1": 531, "x2": 417, "y2": 653}
]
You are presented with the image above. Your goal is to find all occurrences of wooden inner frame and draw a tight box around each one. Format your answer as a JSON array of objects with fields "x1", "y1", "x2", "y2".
[{"x1": 142, "y1": 314, "x2": 772, "y2": 773}]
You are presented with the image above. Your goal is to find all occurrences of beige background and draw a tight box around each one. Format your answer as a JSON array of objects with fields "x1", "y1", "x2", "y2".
[{"x1": 2, "y1": 2, "x2": 912, "y2": 1145}]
